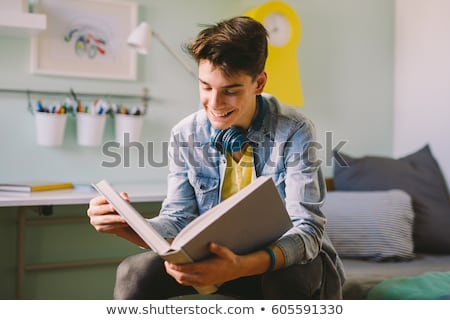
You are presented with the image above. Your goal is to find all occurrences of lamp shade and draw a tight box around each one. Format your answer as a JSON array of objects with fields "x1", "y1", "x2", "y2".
[
  {"x1": 127, "y1": 22, "x2": 152, "y2": 54},
  {"x1": 127, "y1": 21, "x2": 197, "y2": 78}
]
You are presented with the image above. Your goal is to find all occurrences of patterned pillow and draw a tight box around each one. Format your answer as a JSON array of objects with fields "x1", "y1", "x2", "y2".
[
  {"x1": 333, "y1": 145, "x2": 450, "y2": 253},
  {"x1": 322, "y1": 190, "x2": 415, "y2": 261}
]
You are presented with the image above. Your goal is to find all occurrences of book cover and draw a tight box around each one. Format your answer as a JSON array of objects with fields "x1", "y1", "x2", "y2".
[
  {"x1": 93, "y1": 175, "x2": 293, "y2": 294},
  {"x1": 0, "y1": 182, "x2": 74, "y2": 192}
]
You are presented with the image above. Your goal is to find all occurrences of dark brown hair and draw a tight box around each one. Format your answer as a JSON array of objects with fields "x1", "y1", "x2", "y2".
[{"x1": 186, "y1": 16, "x2": 268, "y2": 79}]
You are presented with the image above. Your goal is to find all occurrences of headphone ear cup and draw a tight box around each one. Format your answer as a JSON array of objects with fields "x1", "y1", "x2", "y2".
[
  {"x1": 210, "y1": 129, "x2": 227, "y2": 153},
  {"x1": 211, "y1": 127, "x2": 249, "y2": 153},
  {"x1": 223, "y1": 127, "x2": 249, "y2": 153}
]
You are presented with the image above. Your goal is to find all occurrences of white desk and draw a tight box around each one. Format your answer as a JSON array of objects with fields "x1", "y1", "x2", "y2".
[
  {"x1": 0, "y1": 183, "x2": 167, "y2": 207},
  {"x1": 0, "y1": 183, "x2": 167, "y2": 299}
]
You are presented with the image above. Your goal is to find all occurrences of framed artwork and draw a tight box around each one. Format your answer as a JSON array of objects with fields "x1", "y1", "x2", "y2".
[{"x1": 30, "y1": 0, "x2": 137, "y2": 80}]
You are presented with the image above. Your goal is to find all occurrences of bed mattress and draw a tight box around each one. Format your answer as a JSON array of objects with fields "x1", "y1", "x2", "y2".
[{"x1": 341, "y1": 254, "x2": 450, "y2": 299}]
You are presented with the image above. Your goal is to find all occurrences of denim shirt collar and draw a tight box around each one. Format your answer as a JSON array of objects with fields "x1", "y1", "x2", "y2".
[{"x1": 247, "y1": 94, "x2": 269, "y2": 145}]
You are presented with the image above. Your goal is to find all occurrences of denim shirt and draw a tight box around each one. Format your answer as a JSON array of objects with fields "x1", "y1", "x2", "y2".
[{"x1": 149, "y1": 94, "x2": 345, "y2": 292}]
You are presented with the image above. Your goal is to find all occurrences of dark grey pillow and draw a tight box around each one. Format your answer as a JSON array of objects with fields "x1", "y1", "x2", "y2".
[{"x1": 333, "y1": 145, "x2": 450, "y2": 253}]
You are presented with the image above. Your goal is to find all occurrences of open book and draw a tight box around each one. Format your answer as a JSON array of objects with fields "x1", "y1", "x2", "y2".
[{"x1": 93, "y1": 175, "x2": 293, "y2": 294}]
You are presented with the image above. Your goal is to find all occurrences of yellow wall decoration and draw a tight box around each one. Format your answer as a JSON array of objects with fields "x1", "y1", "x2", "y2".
[{"x1": 245, "y1": 1, "x2": 304, "y2": 107}]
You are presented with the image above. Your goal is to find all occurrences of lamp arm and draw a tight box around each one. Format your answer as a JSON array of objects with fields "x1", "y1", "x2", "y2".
[{"x1": 152, "y1": 31, "x2": 197, "y2": 78}]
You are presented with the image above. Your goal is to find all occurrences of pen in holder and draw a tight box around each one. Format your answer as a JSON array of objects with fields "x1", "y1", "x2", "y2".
[
  {"x1": 33, "y1": 99, "x2": 69, "y2": 146},
  {"x1": 114, "y1": 105, "x2": 145, "y2": 147},
  {"x1": 76, "y1": 99, "x2": 109, "y2": 146}
]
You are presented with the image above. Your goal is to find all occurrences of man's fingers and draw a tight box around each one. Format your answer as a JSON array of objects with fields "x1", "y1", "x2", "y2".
[
  {"x1": 208, "y1": 242, "x2": 234, "y2": 258},
  {"x1": 89, "y1": 195, "x2": 109, "y2": 206},
  {"x1": 120, "y1": 192, "x2": 130, "y2": 202}
]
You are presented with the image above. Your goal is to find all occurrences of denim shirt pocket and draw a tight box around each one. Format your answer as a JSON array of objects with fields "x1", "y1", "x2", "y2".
[{"x1": 188, "y1": 174, "x2": 220, "y2": 214}]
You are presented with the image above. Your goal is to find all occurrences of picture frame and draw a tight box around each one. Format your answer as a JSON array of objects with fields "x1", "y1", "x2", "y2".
[{"x1": 30, "y1": 0, "x2": 137, "y2": 80}]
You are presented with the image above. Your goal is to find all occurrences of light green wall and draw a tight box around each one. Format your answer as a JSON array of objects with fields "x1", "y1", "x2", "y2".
[
  {"x1": 0, "y1": 0, "x2": 394, "y2": 299},
  {"x1": 0, "y1": 0, "x2": 394, "y2": 184},
  {"x1": 298, "y1": 0, "x2": 394, "y2": 163}
]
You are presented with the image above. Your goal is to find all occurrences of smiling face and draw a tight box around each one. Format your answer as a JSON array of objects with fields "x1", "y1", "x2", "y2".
[{"x1": 198, "y1": 59, "x2": 267, "y2": 130}]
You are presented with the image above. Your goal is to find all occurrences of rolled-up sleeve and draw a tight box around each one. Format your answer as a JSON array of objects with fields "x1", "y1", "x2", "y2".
[{"x1": 274, "y1": 119, "x2": 327, "y2": 267}]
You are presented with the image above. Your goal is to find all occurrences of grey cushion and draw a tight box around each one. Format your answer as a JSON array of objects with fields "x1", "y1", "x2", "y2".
[
  {"x1": 333, "y1": 145, "x2": 450, "y2": 253},
  {"x1": 323, "y1": 190, "x2": 415, "y2": 261}
]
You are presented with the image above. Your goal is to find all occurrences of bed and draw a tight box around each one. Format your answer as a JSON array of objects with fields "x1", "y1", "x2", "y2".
[
  {"x1": 324, "y1": 145, "x2": 450, "y2": 299},
  {"x1": 341, "y1": 255, "x2": 450, "y2": 299}
]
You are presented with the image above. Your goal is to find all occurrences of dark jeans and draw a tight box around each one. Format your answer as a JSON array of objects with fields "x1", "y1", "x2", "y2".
[{"x1": 113, "y1": 251, "x2": 323, "y2": 299}]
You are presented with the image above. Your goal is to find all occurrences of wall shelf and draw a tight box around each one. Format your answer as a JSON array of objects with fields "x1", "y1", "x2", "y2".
[{"x1": 0, "y1": 11, "x2": 46, "y2": 37}]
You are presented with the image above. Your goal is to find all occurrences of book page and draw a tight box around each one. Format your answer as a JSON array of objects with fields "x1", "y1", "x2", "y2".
[{"x1": 93, "y1": 180, "x2": 170, "y2": 254}]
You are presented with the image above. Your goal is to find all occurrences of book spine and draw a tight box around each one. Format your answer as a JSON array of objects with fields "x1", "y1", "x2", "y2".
[{"x1": 31, "y1": 183, "x2": 73, "y2": 192}]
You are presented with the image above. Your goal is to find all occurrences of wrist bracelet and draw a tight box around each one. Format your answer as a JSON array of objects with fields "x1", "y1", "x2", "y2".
[{"x1": 263, "y1": 247, "x2": 276, "y2": 272}]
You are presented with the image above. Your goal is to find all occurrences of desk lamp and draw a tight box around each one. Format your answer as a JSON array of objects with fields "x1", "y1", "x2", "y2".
[{"x1": 127, "y1": 22, "x2": 196, "y2": 78}]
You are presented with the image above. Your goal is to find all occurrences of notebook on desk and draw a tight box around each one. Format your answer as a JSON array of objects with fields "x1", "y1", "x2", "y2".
[{"x1": 0, "y1": 182, "x2": 74, "y2": 192}]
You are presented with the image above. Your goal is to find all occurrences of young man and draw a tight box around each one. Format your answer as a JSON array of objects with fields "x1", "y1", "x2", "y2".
[{"x1": 87, "y1": 16, "x2": 344, "y2": 299}]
